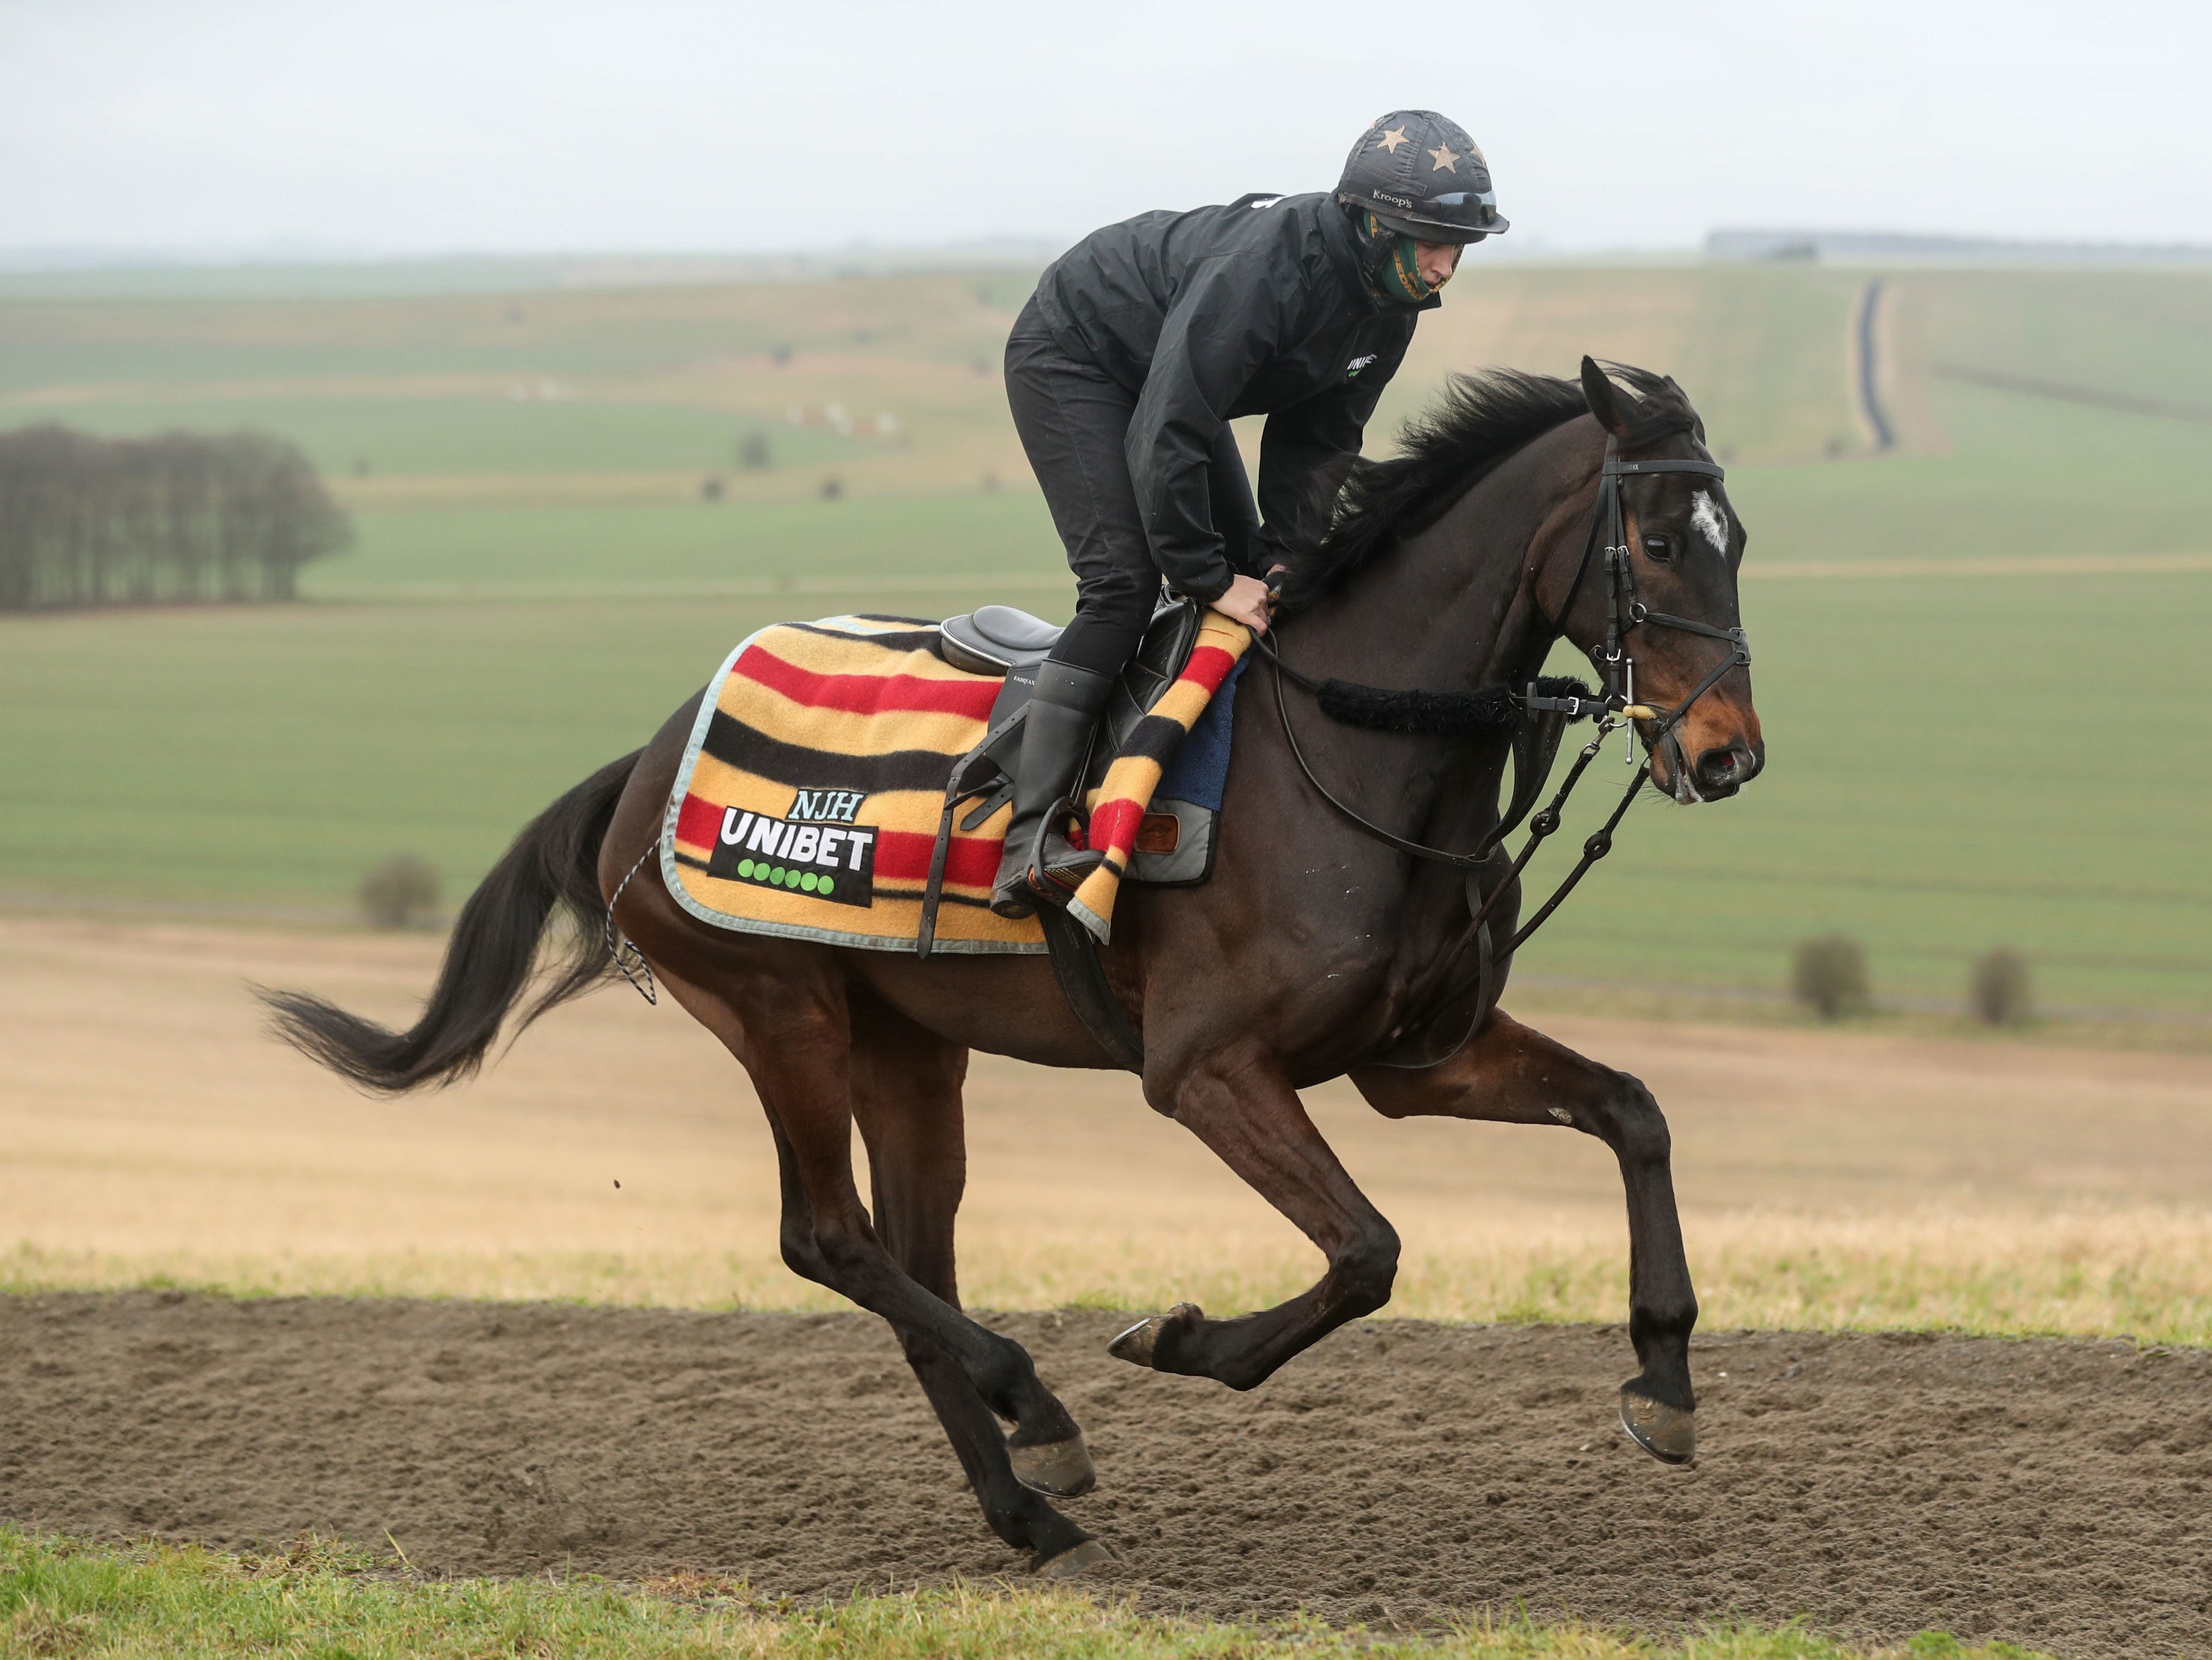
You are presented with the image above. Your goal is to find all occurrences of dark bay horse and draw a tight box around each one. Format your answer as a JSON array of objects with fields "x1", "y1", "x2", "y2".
[{"x1": 267, "y1": 358, "x2": 1763, "y2": 1576}]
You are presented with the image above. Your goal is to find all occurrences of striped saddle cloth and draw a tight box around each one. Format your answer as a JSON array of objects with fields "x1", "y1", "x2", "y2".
[{"x1": 660, "y1": 612, "x2": 1252, "y2": 954}]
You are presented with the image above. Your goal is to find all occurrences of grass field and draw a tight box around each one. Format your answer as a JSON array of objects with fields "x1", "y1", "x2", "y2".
[
  {"x1": 4, "y1": 261, "x2": 2210, "y2": 1020},
  {"x1": 0, "y1": 1531, "x2": 2050, "y2": 1660},
  {"x1": 4, "y1": 545, "x2": 2205, "y2": 1011}
]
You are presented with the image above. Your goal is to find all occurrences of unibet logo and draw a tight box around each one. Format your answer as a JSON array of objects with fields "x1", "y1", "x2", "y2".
[{"x1": 704, "y1": 803, "x2": 876, "y2": 908}]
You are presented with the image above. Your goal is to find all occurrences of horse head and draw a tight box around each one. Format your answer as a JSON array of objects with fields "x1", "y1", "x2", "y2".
[{"x1": 1548, "y1": 357, "x2": 1764, "y2": 804}]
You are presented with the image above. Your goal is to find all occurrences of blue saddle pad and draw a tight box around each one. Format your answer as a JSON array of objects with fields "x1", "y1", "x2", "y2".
[{"x1": 1128, "y1": 655, "x2": 1245, "y2": 886}]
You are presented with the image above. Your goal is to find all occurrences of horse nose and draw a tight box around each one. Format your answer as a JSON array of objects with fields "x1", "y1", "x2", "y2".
[{"x1": 1694, "y1": 743, "x2": 1761, "y2": 795}]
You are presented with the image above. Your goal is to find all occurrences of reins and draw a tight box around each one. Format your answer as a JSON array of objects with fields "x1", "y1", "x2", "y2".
[
  {"x1": 1256, "y1": 432, "x2": 1748, "y2": 961},
  {"x1": 1252, "y1": 628, "x2": 1556, "y2": 876}
]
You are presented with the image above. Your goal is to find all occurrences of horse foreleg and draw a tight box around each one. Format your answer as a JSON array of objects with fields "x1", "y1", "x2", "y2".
[
  {"x1": 1112, "y1": 1045, "x2": 1400, "y2": 1392},
  {"x1": 1350, "y1": 1009, "x2": 1699, "y2": 1464},
  {"x1": 847, "y1": 994, "x2": 1104, "y2": 1573}
]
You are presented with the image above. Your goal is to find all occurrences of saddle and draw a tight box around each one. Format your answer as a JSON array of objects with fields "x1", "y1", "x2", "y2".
[
  {"x1": 921, "y1": 592, "x2": 1212, "y2": 1071},
  {"x1": 937, "y1": 592, "x2": 1204, "y2": 833}
]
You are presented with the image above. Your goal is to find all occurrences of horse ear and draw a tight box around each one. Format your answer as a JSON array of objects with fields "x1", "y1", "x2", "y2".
[{"x1": 1579, "y1": 355, "x2": 1627, "y2": 436}]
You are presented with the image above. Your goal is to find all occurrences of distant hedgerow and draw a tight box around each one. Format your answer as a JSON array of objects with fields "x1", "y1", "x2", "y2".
[
  {"x1": 1791, "y1": 935, "x2": 1869, "y2": 1021},
  {"x1": 0, "y1": 424, "x2": 349, "y2": 609},
  {"x1": 1969, "y1": 947, "x2": 2033, "y2": 1026},
  {"x1": 360, "y1": 854, "x2": 440, "y2": 930}
]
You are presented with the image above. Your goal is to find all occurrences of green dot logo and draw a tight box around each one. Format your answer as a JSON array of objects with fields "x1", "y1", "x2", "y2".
[
  {"x1": 783, "y1": 868, "x2": 802, "y2": 887},
  {"x1": 800, "y1": 871, "x2": 819, "y2": 893},
  {"x1": 818, "y1": 876, "x2": 835, "y2": 897},
  {"x1": 738, "y1": 859, "x2": 755, "y2": 878},
  {"x1": 769, "y1": 866, "x2": 785, "y2": 883}
]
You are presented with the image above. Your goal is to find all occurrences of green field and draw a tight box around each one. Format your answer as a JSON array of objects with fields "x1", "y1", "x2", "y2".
[
  {"x1": 3, "y1": 260, "x2": 2209, "y2": 1018},
  {"x1": 326, "y1": 494, "x2": 1065, "y2": 598},
  {"x1": 0, "y1": 1529, "x2": 2049, "y2": 1660}
]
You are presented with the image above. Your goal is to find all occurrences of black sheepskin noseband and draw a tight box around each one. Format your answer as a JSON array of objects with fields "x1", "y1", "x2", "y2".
[{"x1": 1313, "y1": 673, "x2": 1597, "y2": 736}]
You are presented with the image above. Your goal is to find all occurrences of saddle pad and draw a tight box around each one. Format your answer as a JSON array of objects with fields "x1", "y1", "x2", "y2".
[
  {"x1": 658, "y1": 612, "x2": 1250, "y2": 954},
  {"x1": 661, "y1": 614, "x2": 1043, "y2": 953}
]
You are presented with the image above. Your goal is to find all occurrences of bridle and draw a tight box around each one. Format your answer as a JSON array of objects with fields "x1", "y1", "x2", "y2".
[
  {"x1": 1529, "y1": 436, "x2": 1750, "y2": 759},
  {"x1": 1253, "y1": 430, "x2": 1752, "y2": 962}
]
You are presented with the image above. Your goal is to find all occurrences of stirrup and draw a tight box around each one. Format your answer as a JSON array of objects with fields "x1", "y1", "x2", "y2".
[
  {"x1": 1024, "y1": 795, "x2": 1105, "y2": 908},
  {"x1": 988, "y1": 867, "x2": 1039, "y2": 921}
]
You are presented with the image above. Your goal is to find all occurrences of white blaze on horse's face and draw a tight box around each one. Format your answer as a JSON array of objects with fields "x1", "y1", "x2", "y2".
[{"x1": 1690, "y1": 490, "x2": 1729, "y2": 556}]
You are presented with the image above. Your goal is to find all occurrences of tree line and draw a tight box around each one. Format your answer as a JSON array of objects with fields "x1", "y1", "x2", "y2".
[{"x1": 0, "y1": 425, "x2": 352, "y2": 609}]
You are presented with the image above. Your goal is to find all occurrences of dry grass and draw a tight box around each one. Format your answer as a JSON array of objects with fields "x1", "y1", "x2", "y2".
[
  {"x1": 4, "y1": 915, "x2": 2210, "y2": 1344},
  {"x1": 6, "y1": 1211, "x2": 2208, "y2": 1346}
]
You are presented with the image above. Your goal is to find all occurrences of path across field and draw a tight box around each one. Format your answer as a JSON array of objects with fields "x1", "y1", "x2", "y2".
[{"x1": 1, "y1": 1294, "x2": 2204, "y2": 1658}]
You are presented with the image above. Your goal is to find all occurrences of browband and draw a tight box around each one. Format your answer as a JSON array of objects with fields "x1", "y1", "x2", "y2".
[{"x1": 1606, "y1": 458, "x2": 1727, "y2": 478}]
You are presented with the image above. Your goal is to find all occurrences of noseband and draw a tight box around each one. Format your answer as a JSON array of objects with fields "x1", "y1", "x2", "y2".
[{"x1": 1253, "y1": 432, "x2": 1753, "y2": 963}]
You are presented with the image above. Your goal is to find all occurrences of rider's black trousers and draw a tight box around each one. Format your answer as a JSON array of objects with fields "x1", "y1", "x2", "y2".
[{"x1": 1004, "y1": 297, "x2": 1257, "y2": 678}]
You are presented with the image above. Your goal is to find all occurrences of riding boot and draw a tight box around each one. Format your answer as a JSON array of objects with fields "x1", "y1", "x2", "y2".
[{"x1": 989, "y1": 660, "x2": 1115, "y2": 920}]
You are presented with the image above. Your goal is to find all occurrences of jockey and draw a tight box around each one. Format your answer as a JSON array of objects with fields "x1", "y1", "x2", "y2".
[{"x1": 991, "y1": 109, "x2": 1508, "y2": 918}]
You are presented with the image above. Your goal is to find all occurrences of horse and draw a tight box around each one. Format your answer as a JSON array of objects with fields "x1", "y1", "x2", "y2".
[{"x1": 264, "y1": 356, "x2": 1763, "y2": 1578}]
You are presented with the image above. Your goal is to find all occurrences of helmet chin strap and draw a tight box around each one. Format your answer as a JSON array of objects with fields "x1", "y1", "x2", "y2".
[{"x1": 1357, "y1": 211, "x2": 1434, "y2": 306}]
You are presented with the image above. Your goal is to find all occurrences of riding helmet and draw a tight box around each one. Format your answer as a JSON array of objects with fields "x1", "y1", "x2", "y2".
[{"x1": 1336, "y1": 111, "x2": 1508, "y2": 243}]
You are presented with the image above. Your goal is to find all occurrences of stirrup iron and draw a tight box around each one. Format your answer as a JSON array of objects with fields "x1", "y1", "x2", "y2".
[{"x1": 1024, "y1": 794, "x2": 1105, "y2": 906}]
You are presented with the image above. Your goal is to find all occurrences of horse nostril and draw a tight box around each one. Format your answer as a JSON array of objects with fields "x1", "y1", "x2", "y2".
[{"x1": 1694, "y1": 745, "x2": 1753, "y2": 791}]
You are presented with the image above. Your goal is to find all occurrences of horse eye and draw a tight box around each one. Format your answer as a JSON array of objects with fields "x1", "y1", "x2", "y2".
[{"x1": 1642, "y1": 535, "x2": 1673, "y2": 563}]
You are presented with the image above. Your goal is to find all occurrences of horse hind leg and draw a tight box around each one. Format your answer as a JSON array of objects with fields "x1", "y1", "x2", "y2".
[
  {"x1": 611, "y1": 835, "x2": 1109, "y2": 1544},
  {"x1": 848, "y1": 996, "x2": 1098, "y2": 1500},
  {"x1": 714, "y1": 958, "x2": 1095, "y2": 1571},
  {"x1": 846, "y1": 992, "x2": 1107, "y2": 1574}
]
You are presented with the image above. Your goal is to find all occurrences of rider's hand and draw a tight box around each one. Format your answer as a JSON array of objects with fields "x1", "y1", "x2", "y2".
[{"x1": 1207, "y1": 572, "x2": 1274, "y2": 636}]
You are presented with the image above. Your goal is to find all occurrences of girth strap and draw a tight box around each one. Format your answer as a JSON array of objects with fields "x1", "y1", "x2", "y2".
[{"x1": 1038, "y1": 905, "x2": 1145, "y2": 1073}]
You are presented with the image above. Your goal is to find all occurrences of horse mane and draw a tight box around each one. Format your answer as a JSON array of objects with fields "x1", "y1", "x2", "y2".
[{"x1": 1274, "y1": 361, "x2": 1698, "y2": 613}]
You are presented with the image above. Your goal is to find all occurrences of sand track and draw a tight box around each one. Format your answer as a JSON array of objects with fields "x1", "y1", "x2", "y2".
[{"x1": 1, "y1": 1293, "x2": 2204, "y2": 1657}]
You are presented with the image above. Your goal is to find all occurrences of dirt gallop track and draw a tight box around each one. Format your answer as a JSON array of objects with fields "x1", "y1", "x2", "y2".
[{"x1": 2, "y1": 1295, "x2": 2205, "y2": 1656}]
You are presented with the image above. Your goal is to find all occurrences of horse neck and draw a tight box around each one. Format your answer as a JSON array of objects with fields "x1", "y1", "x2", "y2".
[
  {"x1": 1251, "y1": 425, "x2": 1598, "y2": 892},
  {"x1": 1240, "y1": 425, "x2": 1600, "y2": 997},
  {"x1": 1291, "y1": 439, "x2": 1579, "y2": 697}
]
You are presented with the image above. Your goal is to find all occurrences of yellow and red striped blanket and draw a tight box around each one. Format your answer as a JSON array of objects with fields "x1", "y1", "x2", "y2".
[{"x1": 659, "y1": 613, "x2": 1252, "y2": 953}]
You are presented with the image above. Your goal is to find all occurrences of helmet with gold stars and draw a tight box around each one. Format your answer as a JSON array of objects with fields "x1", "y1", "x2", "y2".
[{"x1": 1336, "y1": 111, "x2": 1507, "y2": 243}]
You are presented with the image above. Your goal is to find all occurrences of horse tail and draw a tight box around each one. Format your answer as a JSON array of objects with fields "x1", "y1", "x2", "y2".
[{"x1": 261, "y1": 749, "x2": 644, "y2": 1094}]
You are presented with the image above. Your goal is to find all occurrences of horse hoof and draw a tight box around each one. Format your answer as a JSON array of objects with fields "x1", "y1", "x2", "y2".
[
  {"x1": 1033, "y1": 1537, "x2": 1114, "y2": 1580},
  {"x1": 1107, "y1": 1302, "x2": 1202, "y2": 1368},
  {"x1": 1106, "y1": 1317, "x2": 1161, "y2": 1366},
  {"x1": 1009, "y1": 1430, "x2": 1096, "y2": 1498},
  {"x1": 1619, "y1": 1388, "x2": 1696, "y2": 1465}
]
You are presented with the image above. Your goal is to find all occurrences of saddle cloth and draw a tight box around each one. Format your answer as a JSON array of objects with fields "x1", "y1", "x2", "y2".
[{"x1": 659, "y1": 613, "x2": 1253, "y2": 954}]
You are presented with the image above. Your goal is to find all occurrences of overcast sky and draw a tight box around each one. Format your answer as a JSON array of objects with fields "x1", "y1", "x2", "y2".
[{"x1": 4, "y1": 0, "x2": 2206, "y2": 261}]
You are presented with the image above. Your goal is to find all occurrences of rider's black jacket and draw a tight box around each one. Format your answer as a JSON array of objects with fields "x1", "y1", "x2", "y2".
[{"x1": 1031, "y1": 191, "x2": 1436, "y2": 604}]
